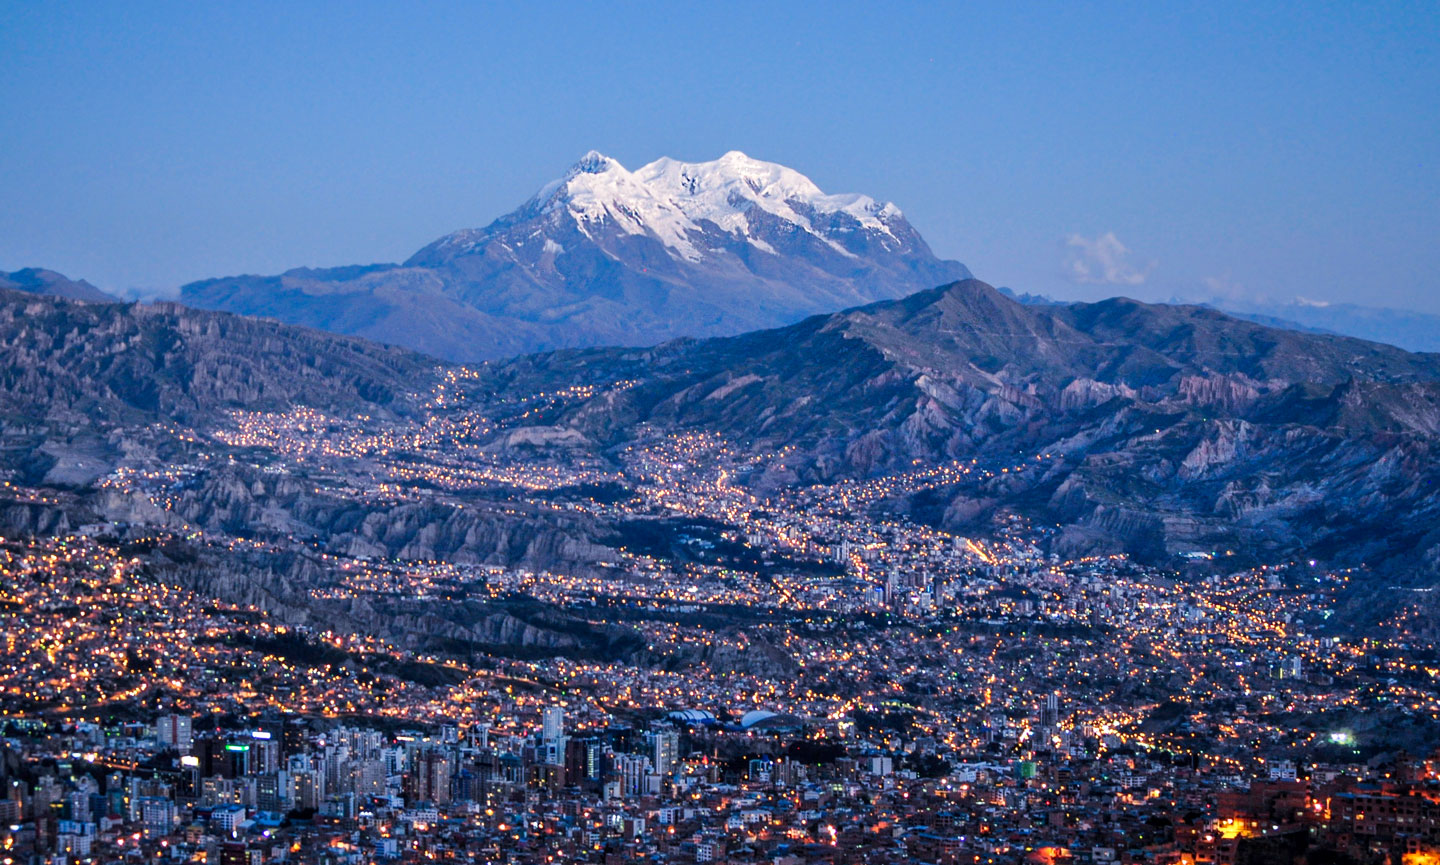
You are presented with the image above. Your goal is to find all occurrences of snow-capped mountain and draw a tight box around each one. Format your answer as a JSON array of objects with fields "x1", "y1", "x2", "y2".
[
  {"x1": 181, "y1": 151, "x2": 970, "y2": 361},
  {"x1": 414, "y1": 150, "x2": 919, "y2": 265}
]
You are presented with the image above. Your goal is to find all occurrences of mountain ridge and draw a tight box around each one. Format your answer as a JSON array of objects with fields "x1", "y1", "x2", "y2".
[
  {"x1": 1, "y1": 280, "x2": 1439, "y2": 607},
  {"x1": 0, "y1": 267, "x2": 119, "y2": 303},
  {"x1": 0, "y1": 286, "x2": 426, "y2": 433},
  {"x1": 474, "y1": 280, "x2": 1440, "y2": 580}
]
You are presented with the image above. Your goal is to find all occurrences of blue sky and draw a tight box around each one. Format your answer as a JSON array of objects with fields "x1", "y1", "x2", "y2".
[{"x1": 2, "y1": 1, "x2": 1436, "y2": 311}]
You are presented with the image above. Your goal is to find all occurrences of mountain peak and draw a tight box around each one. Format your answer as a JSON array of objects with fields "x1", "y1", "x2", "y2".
[
  {"x1": 514, "y1": 151, "x2": 912, "y2": 261},
  {"x1": 567, "y1": 150, "x2": 622, "y2": 176}
]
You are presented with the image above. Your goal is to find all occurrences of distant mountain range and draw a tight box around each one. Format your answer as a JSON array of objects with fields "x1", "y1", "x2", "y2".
[
  {"x1": 0, "y1": 268, "x2": 118, "y2": 303},
  {"x1": 176, "y1": 151, "x2": 970, "y2": 361},
  {"x1": 1205, "y1": 297, "x2": 1440, "y2": 354},
  {"x1": 998, "y1": 286, "x2": 1440, "y2": 355},
  {"x1": 0, "y1": 286, "x2": 421, "y2": 441}
]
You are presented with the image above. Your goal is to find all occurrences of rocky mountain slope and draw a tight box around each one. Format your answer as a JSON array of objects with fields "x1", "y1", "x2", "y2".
[
  {"x1": 179, "y1": 151, "x2": 969, "y2": 361},
  {"x1": 476, "y1": 280, "x2": 1440, "y2": 580},
  {"x1": 0, "y1": 287, "x2": 430, "y2": 490},
  {"x1": 0, "y1": 288, "x2": 425, "y2": 426}
]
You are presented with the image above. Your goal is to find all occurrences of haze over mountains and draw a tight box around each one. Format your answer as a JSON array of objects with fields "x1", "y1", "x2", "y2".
[
  {"x1": 1204, "y1": 296, "x2": 1440, "y2": 354},
  {"x1": 177, "y1": 151, "x2": 970, "y2": 361},
  {"x1": 1001, "y1": 287, "x2": 1440, "y2": 355}
]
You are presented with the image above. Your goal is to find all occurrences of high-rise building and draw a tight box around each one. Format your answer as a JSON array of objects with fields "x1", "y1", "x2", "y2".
[
  {"x1": 335, "y1": 727, "x2": 385, "y2": 762},
  {"x1": 56, "y1": 820, "x2": 95, "y2": 857},
  {"x1": 64, "y1": 790, "x2": 90, "y2": 823},
  {"x1": 541, "y1": 706, "x2": 566, "y2": 765},
  {"x1": 1041, "y1": 693, "x2": 1060, "y2": 729},
  {"x1": 289, "y1": 770, "x2": 320, "y2": 811},
  {"x1": 282, "y1": 720, "x2": 308, "y2": 756},
  {"x1": 542, "y1": 706, "x2": 564, "y2": 742},
  {"x1": 617, "y1": 753, "x2": 651, "y2": 798},
  {"x1": 255, "y1": 774, "x2": 284, "y2": 814},
  {"x1": 225, "y1": 742, "x2": 251, "y2": 777},
  {"x1": 128, "y1": 778, "x2": 171, "y2": 821},
  {"x1": 140, "y1": 797, "x2": 176, "y2": 839},
  {"x1": 250, "y1": 736, "x2": 280, "y2": 775},
  {"x1": 650, "y1": 729, "x2": 679, "y2": 777},
  {"x1": 202, "y1": 740, "x2": 240, "y2": 779},
  {"x1": 157, "y1": 714, "x2": 193, "y2": 754},
  {"x1": 404, "y1": 749, "x2": 452, "y2": 805},
  {"x1": 565, "y1": 737, "x2": 600, "y2": 786}
]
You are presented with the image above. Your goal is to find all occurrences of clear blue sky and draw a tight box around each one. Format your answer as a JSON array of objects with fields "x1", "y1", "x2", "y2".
[{"x1": 2, "y1": 1, "x2": 1436, "y2": 311}]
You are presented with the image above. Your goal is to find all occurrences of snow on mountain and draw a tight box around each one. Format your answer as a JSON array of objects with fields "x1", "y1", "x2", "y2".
[
  {"x1": 423, "y1": 150, "x2": 911, "y2": 264},
  {"x1": 636, "y1": 150, "x2": 902, "y2": 239},
  {"x1": 183, "y1": 151, "x2": 970, "y2": 361},
  {"x1": 632, "y1": 150, "x2": 904, "y2": 259}
]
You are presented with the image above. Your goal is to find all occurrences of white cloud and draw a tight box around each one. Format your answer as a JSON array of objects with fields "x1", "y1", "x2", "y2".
[
  {"x1": 1064, "y1": 232, "x2": 1154, "y2": 286},
  {"x1": 118, "y1": 284, "x2": 181, "y2": 302}
]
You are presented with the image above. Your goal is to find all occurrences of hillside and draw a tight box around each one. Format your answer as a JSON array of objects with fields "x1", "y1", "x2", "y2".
[
  {"x1": 475, "y1": 281, "x2": 1440, "y2": 578},
  {"x1": 0, "y1": 268, "x2": 118, "y2": 303}
]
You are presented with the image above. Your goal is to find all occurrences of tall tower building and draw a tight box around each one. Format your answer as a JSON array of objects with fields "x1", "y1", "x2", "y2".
[
  {"x1": 1041, "y1": 693, "x2": 1060, "y2": 729},
  {"x1": 650, "y1": 729, "x2": 680, "y2": 778},
  {"x1": 157, "y1": 714, "x2": 193, "y2": 754},
  {"x1": 404, "y1": 749, "x2": 452, "y2": 806},
  {"x1": 542, "y1": 707, "x2": 565, "y2": 742},
  {"x1": 541, "y1": 706, "x2": 566, "y2": 765}
]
